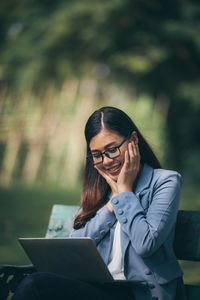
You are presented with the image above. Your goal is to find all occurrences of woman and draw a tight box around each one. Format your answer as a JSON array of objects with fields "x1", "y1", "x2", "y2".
[{"x1": 13, "y1": 106, "x2": 185, "y2": 300}]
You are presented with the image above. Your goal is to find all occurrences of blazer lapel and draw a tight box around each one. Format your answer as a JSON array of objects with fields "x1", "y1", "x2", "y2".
[
  {"x1": 121, "y1": 164, "x2": 154, "y2": 257},
  {"x1": 134, "y1": 163, "x2": 154, "y2": 197}
]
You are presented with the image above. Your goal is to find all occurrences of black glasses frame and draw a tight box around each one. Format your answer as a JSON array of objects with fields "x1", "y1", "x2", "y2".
[{"x1": 88, "y1": 134, "x2": 131, "y2": 165}]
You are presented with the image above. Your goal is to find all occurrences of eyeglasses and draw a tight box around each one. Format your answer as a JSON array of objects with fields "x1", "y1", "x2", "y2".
[{"x1": 88, "y1": 134, "x2": 130, "y2": 165}]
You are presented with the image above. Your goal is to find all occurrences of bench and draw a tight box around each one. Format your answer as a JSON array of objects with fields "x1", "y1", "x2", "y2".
[{"x1": 0, "y1": 205, "x2": 200, "y2": 300}]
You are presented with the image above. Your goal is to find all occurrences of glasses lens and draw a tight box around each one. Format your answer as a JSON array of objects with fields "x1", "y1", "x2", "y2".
[
  {"x1": 92, "y1": 154, "x2": 103, "y2": 165},
  {"x1": 90, "y1": 146, "x2": 121, "y2": 165},
  {"x1": 106, "y1": 148, "x2": 120, "y2": 159}
]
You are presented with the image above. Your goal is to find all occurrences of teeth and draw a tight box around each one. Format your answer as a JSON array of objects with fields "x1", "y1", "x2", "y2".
[{"x1": 109, "y1": 166, "x2": 120, "y2": 171}]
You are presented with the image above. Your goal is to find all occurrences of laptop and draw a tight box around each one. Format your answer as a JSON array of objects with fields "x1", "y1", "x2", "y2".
[{"x1": 19, "y1": 237, "x2": 142, "y2": 286}]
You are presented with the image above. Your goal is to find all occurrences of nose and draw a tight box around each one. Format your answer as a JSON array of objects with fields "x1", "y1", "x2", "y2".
[{"x1": 102, "y1": 154, "x2": 113, "y2": 166}]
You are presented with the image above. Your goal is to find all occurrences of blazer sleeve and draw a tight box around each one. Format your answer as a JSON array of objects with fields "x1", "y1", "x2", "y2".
[
  {"x1": 70, "y1": 205, "x2": 116, "y2": 246},
  {"x1": 111, "y1": 171, "x2": 182, "y2": 257}
]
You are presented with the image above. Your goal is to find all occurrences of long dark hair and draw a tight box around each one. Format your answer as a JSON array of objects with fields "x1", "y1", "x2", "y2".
[{"x1": 73, "y1": 106, "x2": 161, "y2": 229}]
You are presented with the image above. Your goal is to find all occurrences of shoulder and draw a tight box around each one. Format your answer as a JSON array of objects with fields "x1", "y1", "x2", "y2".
[
  {"x1": 136, "y1": 164, "x2": 182, "y2": 195},
  {"x1": 152, "y1": 167, "x2": 182, "y2": 189}
]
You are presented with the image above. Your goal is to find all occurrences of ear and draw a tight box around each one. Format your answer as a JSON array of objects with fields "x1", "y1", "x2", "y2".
[{"x1": 130, "y1": 131, "x2": 139, "y2": 144}]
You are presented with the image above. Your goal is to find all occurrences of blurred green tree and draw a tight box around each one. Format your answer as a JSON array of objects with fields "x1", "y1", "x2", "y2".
[{"x1": 0, "y1": 0, "x2": 200, "y2": 183}]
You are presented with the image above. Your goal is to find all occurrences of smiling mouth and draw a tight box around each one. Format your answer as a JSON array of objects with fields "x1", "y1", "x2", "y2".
[{"x1": 107, "y1": 164, "x2": 121, "y2": 175}]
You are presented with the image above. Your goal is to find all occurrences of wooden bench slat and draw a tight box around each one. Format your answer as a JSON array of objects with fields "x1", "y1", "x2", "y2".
[
  {"x1": 174, "y1": 210, "x2": 200, "y2": 261},
  {"x1": 185, "y1": 284, "x2": 200, "y2": 300}
]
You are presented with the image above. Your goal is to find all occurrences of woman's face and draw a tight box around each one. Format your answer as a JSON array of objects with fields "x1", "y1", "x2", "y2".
[{"x1": 89, "y1": 129, "x2": 137, "y2": 182}]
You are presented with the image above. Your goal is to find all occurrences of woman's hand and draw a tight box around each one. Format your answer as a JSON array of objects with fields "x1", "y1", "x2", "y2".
[
  {"x1": 117, "y1": 141, "x2": 141, "y2": 194},
  {"x1": 95, "y1": 141, "x2": 141, "y2": 212}
]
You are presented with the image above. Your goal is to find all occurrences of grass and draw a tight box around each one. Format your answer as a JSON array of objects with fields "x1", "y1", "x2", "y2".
[
  {"x1": 0, "y1": 184, "x2": 199, "y2": 284},
  {"x1": 0, "y1": 184, "x2": 81, "y2": 264}
]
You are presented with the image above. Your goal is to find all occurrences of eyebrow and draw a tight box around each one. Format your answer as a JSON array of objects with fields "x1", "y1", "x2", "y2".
[{"x1": 90, "y1": 141, "x2": 117, "y2": 153}]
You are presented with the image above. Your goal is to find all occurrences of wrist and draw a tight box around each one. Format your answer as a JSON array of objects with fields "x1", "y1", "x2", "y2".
[
  {"x1": 118, "y1": 185, "x2": 132, "y2": 194},
  {"x1": 106, "y1": 201, "x2": 114, "y2": 213}
]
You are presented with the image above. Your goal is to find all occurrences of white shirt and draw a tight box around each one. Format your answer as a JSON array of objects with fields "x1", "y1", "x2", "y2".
[{"x1": 107, "y1": 221, "x2": 126, "y2": 280}]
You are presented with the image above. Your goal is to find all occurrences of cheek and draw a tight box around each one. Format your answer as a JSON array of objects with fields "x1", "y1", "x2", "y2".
[{"x1": 96, "y1": 164, "x2": 105, "y2": 172}]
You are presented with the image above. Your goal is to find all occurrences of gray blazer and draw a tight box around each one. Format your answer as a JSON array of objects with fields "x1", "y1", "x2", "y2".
[{"x1": 71, "y1": 164, "x2": 185, "y2": 300}]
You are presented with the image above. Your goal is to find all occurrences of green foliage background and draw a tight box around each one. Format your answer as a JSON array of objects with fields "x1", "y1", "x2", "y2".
[{"x1": 0, "y1": 0, "x2": 200, "y2": 183}]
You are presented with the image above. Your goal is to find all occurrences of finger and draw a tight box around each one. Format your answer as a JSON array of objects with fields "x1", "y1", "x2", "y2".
[
  {"x1": 96, "y1": 167, "x2": 118, "y2": 195},
  {"x1": 134, "y1": 143, "x2": 141, "y2": 167},
  {"x1": 131, "y1": 141, "x2": 137, "y2": 157},
  {"x1": 94, "y1": 166, "x2": 107, "y2": 178},
  {"x1": 127, "y1": 142, "x2": 135, "y2": 167},
  {"x1": 95, "y1": 166, "x2": 115, "y2": 185},
  {"x1": 123, "y1": 149, "x2": 130, "y2": 167},
  {"x1": 135, "y1": 143, "x2": 140, "y2": 159},
  {"x1": 127, "y1": 142, "x2": 139, "y2": 171},
  {"x1": 129, "y1": 141, "x2": 135, "y2": 159}
]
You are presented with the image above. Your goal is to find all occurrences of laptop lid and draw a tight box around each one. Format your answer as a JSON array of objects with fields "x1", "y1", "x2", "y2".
[{"x1": 19, "y1": 237, "x2": 114, "y2": 283}]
